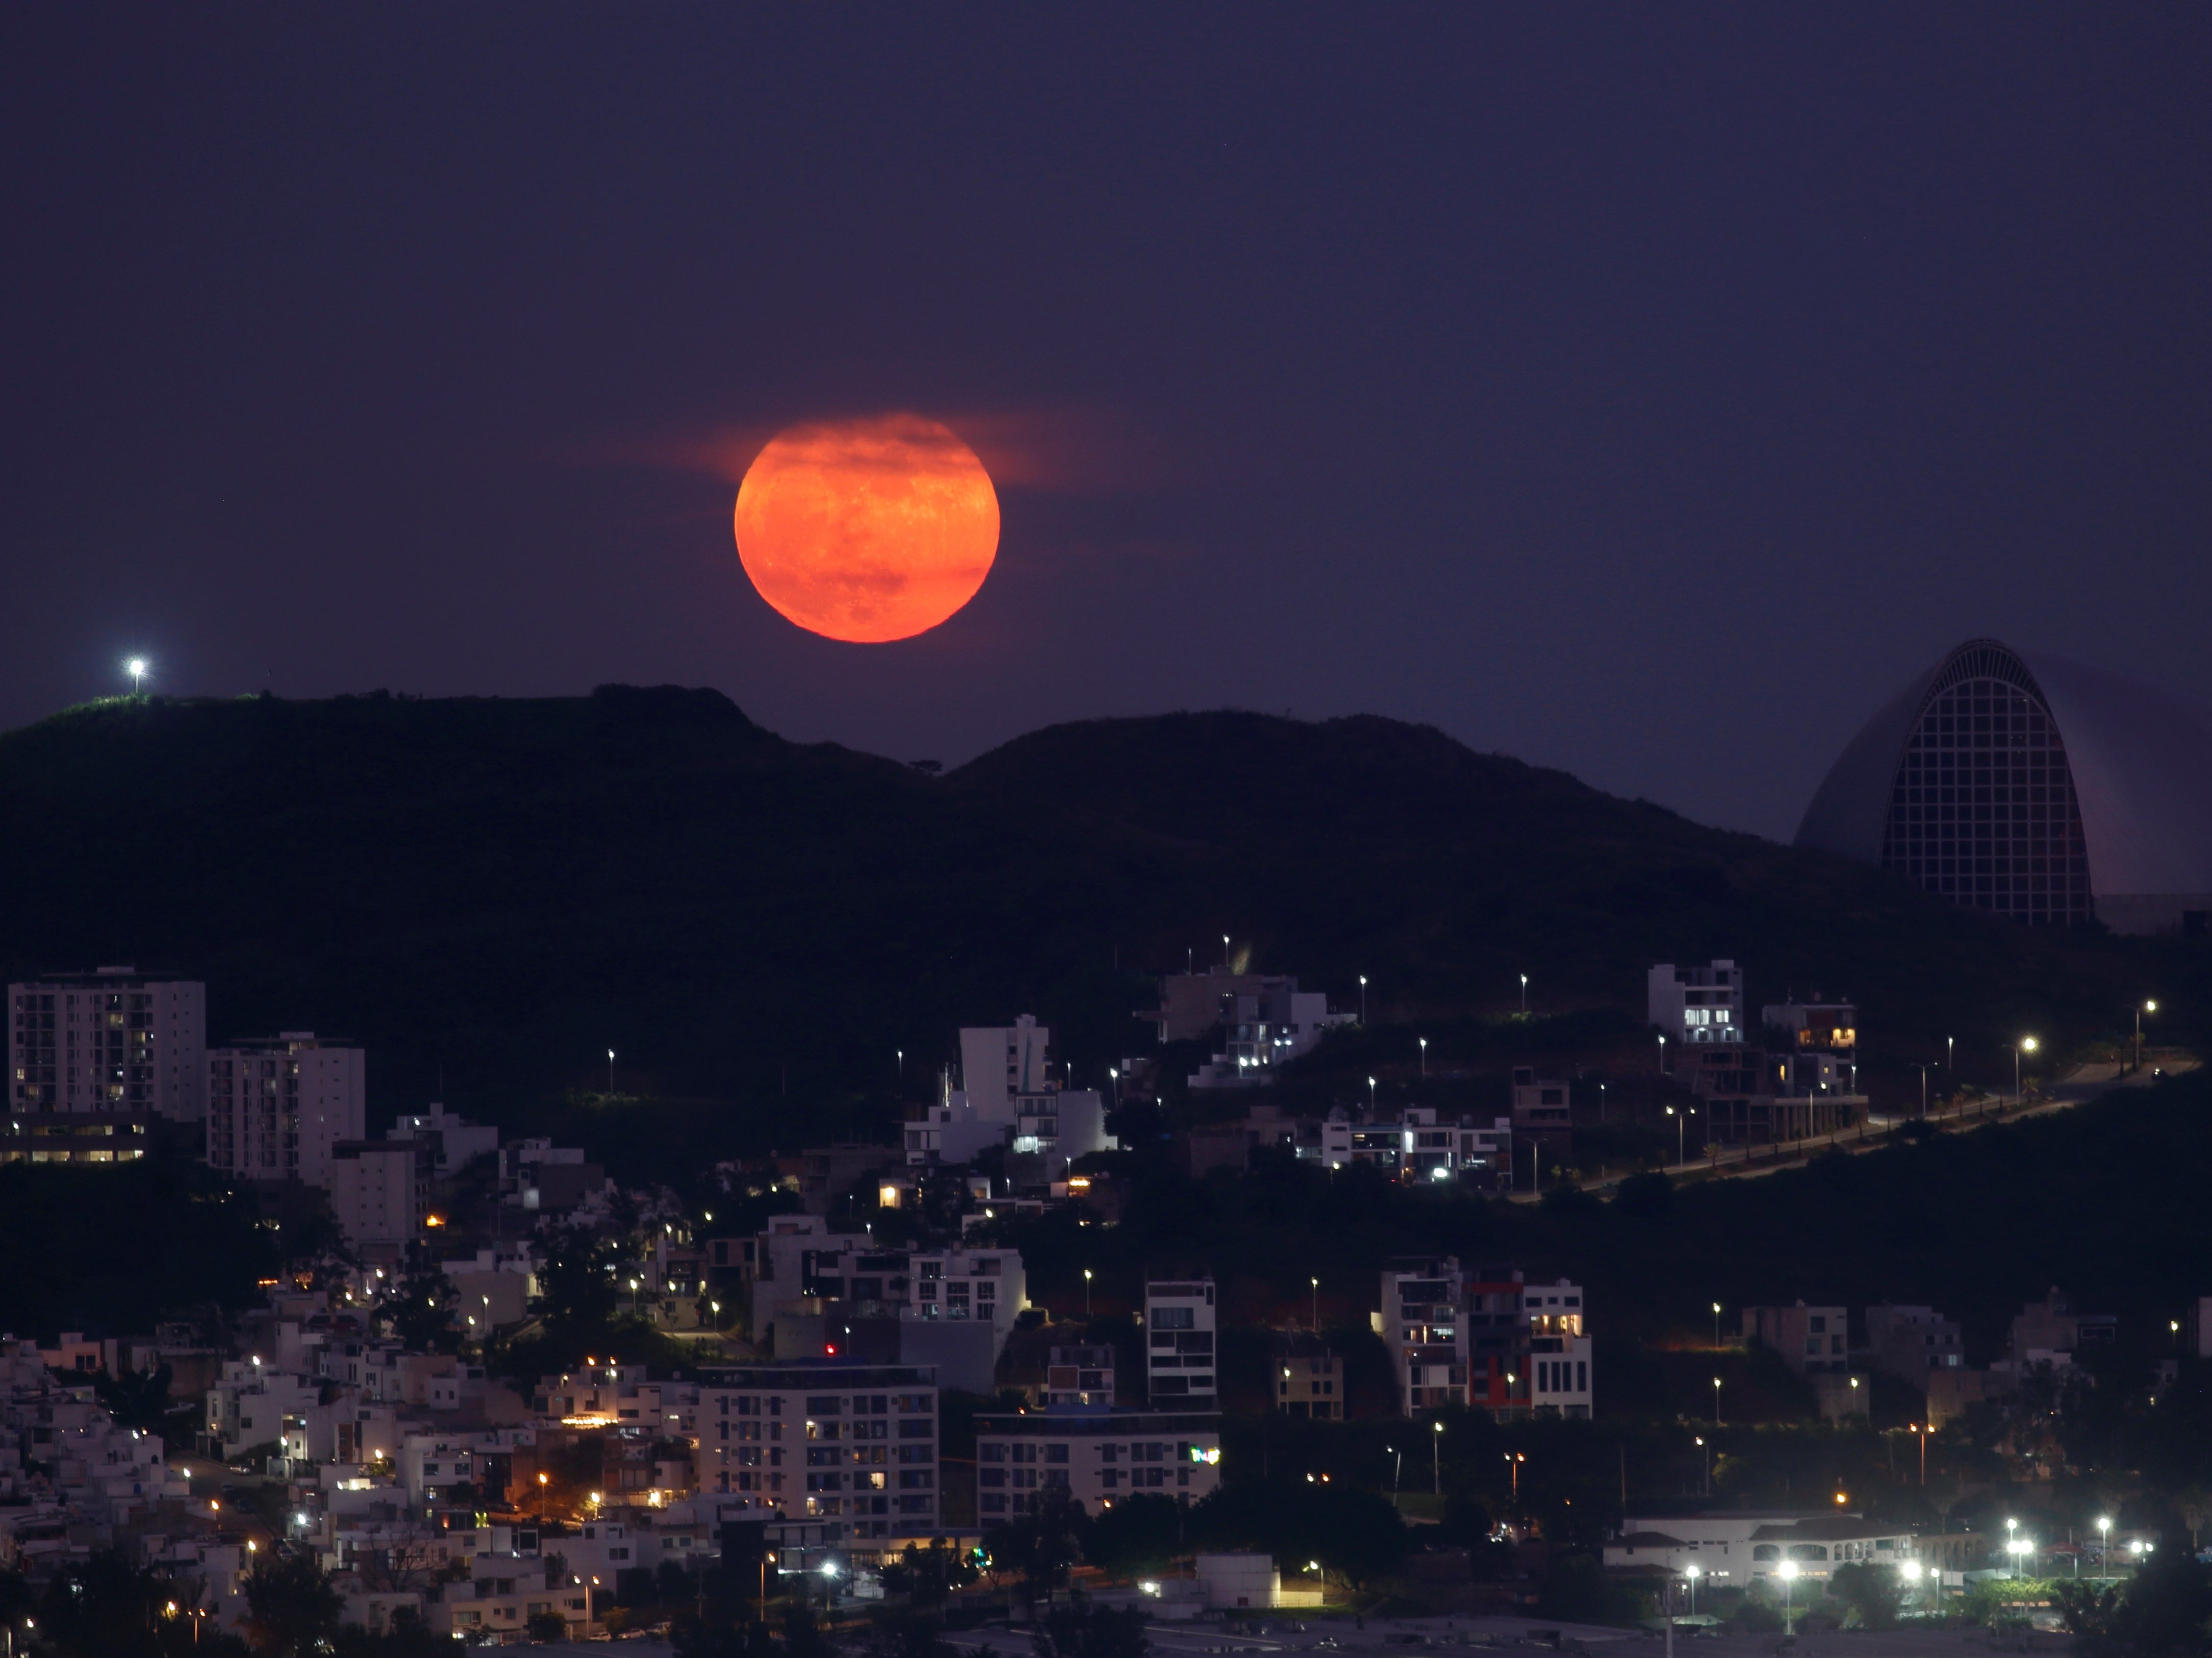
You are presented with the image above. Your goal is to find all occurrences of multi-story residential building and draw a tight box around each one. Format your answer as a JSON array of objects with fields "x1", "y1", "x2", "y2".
[
  {"x1": 1682, "y1": 1044, "x2": 1865, "y2": 1145},
  {"x1": 732, "y1": 1221, "x2": 1028, "y2": 1355},
  {"x1": 387, "y1": 1104, "x2": 501, "y2": 1176},
  {"x1": 959, "y1": 1017, "x2": 1055, "y2": 1121},
  {"x1": 1381, "y1": 1257, "x2": 1473, "y2": 1413},
  {"x1": 1314, "y1": 1108, "x2": 1512, "y2": 1185},
  {"x1": 1170, "y1": 975, "x2": 1353, "y2": 1090},
  {"x1": 1648, "y1": 961, "x2": 1744, "y2": 1047},
  {"x1": 1381, "y1": 1262, "x2": 1589, "y2": 1419},
  {"x1": 1145, "y1": 1277, "x2": 1217, "y2": 1406},
  {"x1": 1863, "y1": 1304, "x2": 1966, "y2": 1386},
  {"x1": 206, "y1": 1359, "x2": 323, "y2": 1460},
  {"x1": 1268, "y1": 1331, "x2": 1341, "y2": 1420},
  {"x1": 1044, "y1": 1345, "x2": 1115, "y2": 1408},
  {"x1": 695, "y1": 1362, "x2": 939, "y2": 1543},
  {"x1": 1524, "y1": 1278, "x2": 1593, "y2": 1419},
  {"x1": 205, "y1": 1033, "x2": 365, "y2": 1186},
  {"x1": 975, "y1": 1406, "x2": 1221, "y2": 1519},
  {"x1": 1742, "y1": 1303, "x2": 1850, "y2": 1375},
  {"x1": 8, "y1": 967, "x2": 206, "y2": 1123},
  {"x1": 1761, "y1": 999, "x2": 1859, "y2": 1091},
  {"x1": 2010, "y1": 1287, "x2": 2116, "y2": 1368},
  {"x1": 327, "y1": 1138, "x2": 431, "y2": 1255}
]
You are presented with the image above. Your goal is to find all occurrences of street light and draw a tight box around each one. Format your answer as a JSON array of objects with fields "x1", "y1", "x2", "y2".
[
  {"x1": 2098, "y1": 1516, "x2": 2112, "y2": 1575},
  {"x1": 126, "y1": 658, "x2": 148, "y2": 695},
  {"x1": 1367, "y1": 1075, "x2": 1377, "y2": 1112},
  {"x1": 607, "y1": 1048, "x2": 616, "y2": 1094},
  {"x1": 1778, "y1": 1560, "x2": 1798, "y2": 1632},
  {"x1": 1684, "y1": 1562, "x2": 1700, "y2": 1617},
  {"x1": 1082, "y1": 1268, "x2": 1094, "y2": 1318},
  {"x1": 1666, "y1": 1104, "x2": 1684, "y2": 1166},
  {"x1": 2012, "y1": 1037, "x2": 2039, "y2": 1106},
  {"x1": 1387, "y1": 1444, "x2": 1402, "y2": 1491},
  {"x1": 1432, "y1": 1421, "x2": 1444, "y2": 1494},
  {"x1": 2137, "y1": 1000, "x2": 2159, "y2": 1071},
  {"x1": 1712, "y1": 1377, "x2": 1722, "y2": 1426},
  {"x1": 1359, "y1": 975, "x2": 1368, "y2": 1024},
  {"x1": 1712, "y1": 1302, "x2": 1723, "y2": 1349},
  {"x1": 1418, "y1": 1037, "x2": 1428, "y2": 1078},
  {"x1": 1694, "y1": 1436, "x2": 1710, "y2": 1497},
  {"x1": 1504, "y1": 1450, "x2": 1524, "y2": 1502},
  {"x1": 1658, "y1": 1033, "x2": 1668, "y2": 1073},
  {"x1": 1310, "y1": 1276, "x2": 1320, "y2": 1329},
  {"x1": 1907, "y1": 1421, "x2": 1928, "y2": 1484},
  {"x1": 1519, "y1": 973, "x2": 1529, "y2": 1015}
]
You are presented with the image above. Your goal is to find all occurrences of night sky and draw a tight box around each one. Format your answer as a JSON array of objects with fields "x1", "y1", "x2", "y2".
[{"x1": 5, "y1": 8, "x2": 2208, "y2": 839}]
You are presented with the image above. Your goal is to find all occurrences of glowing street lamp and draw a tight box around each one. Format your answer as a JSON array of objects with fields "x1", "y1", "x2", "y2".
[
  {"x1": 1778, "y1": 1560, "x2": 1799, "y2": 1631},
  {"x1": 607, "y1": 1048, "x2": 616, "y2": 1094},
  {"x1": 2136, "y1": 1000, "x2": 2158, "y2": 1071},
  {"x1": 1519, "y1": 973, "x2": 1529, "y2": 1015},
  {"x1": 1358, "y1": 975, "x2": 1368, "y2": 1024},
  {"x1": 1712, "y1": 1376, "x2": 1722, "y2": 1426},
  {"x1": 1666, "y1": 1104, "x2": 1684, "y2": 1165},
  {"x1": 126, "y1": 658, "x2": 148, "y2": 695},
  {"x1": 1658, "y1": 1032, "x2": 1669, "y2": 1074},
  {"x1": 1432, "y1": 1420, "x2": 1444, "y2": 1494},
  {"x1": 2014, "y1": 1037, "x2": 2038, "y2": 1106},
  {"x1": 1310, "y1": 1275, "x2": 1320, "y2": 1329},
  {"x1": 1683, "y1": 1562, "x2": 1701, "y2": 1617},
  {"x1": 1418, "y1": 1037, "x2": 1428, "y2": 1078},
  {"x1": 1082, "y1": 1268, "x2": 1094, "y2": 1318},
  {"x1": 1712, "y1": 1302, "x2": 1723, "y2": 1349}
]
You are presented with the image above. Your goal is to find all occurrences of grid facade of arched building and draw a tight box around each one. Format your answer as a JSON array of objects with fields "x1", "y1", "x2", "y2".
[{"x1": 1876, "y1": 643, "x2": 2091, "y2": 926}]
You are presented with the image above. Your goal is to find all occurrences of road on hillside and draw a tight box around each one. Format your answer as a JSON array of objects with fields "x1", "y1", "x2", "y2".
[{"x1": 1506, "y1": 1057, "x2": 2198, "y2": 1201}]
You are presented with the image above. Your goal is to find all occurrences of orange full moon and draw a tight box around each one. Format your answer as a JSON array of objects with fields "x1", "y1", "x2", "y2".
[{"x1": 733, "y1": 413, "x2": 1000, "y2": 643}]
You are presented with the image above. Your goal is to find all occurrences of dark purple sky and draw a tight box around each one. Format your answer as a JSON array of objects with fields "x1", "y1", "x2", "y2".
[{"x1": 5, "y1": 7, "x2": 2208, "y2": 839}]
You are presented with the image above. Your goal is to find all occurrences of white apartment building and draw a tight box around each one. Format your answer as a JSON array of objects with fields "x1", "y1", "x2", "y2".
[
  {"x1": 976, "y1": 1406, "x2": 1222, "y2": 1519},
  {"x1": 205, "y1": 1033, "x2": 365, "y2": 1186},
  {"x1": 695, "y1": 1363, "x2": 939, "y2": 1542},
  {"x1": 959, "y1": 1017, "x2": 1054, "y2": 1121},
  {"x1": 732, "y1": 1218, "x2": 1028, "y2": 1350},
  {"x1": 1146, "y1": 1277, "x2": 1218, "y2": 1406},
  {"x1": 1315, "y1": 1108, "x2": 1512, "y2": 1182},
  {"x1": 1648, "y1": 961, "x2": 1745, "y2": 1046},
  {"x1": 1525, "y1": 1278, "x2": 1594, "y2": 1419},
  {"x1": 328, "y1": 1139, "x2": 429, "y2": 1254},
  {"x1": 389, "y1": 1104, "x2": 500, "y2": 1176},
  {"x1": 8, "y1": 967, "x2": 206, "y2": 1119},
  {"x1": 206, "y1": 1359, "x2": 322, "y2": 1459}
]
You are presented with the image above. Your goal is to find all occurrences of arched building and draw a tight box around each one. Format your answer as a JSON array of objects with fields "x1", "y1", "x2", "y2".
[{"x1": 1795, "y1": 638, "x2": 2212, "y2": 935}]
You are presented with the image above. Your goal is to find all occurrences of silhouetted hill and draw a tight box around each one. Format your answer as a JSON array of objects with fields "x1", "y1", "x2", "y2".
[{"x1": 0, "y1": 691, "x2": 2191, "y2": 1157}]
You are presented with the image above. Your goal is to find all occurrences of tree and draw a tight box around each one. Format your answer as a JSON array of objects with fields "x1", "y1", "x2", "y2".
[
  {"x1": 1031, "y1": 1597, "x2": 1148, "y2": 1658},
  {"x1": 865, "y1": 1611, "x2": 964, "y2": 1658},
  {"x1": 984, "y1": 1489, "x2": 1088, "y2": 1614},
  {"x1": 538, "y1": 1226, "x2": 623, "y2": 1328},
  {"x1": 1083, "y1": 1496, "x2": 1184, "y2": 1581},
  {"x1": 881, "y1": 1541, "x2": 980, "y2": 1608},
  {"x1": 2056, "y1": 1545, "x2": 2212, "y2": 1658},
  {"x1": 242, "y1": 1553, "x2": 343, "y2": 1656},
  {"x1": 1826, "y1": 1562, "x2": 1902, "y2": 1630},
  {"x1": 526, "y1": 1610, "x2": 569, "y2": 1642}
]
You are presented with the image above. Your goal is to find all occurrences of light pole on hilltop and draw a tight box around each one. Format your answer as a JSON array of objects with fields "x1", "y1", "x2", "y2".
[
  {"x1": 1418, "y1": 1037, "x2": 1427, "y2": 1079},
  {"x1": 607, "y1": 1049, "x2": 616, "y2": 1095},
  {"x1": 1505, "y1": 1451, "x2": 1523, "y2": 1504},
  {"x1": 1712, "y1": 1302, "x2": 1722, "y2": 1349},
  {"x1": 1915, "y1": 1063, "x2": 1931, "y2": 1119},
  {"x1": 1432, "y1": 1421, "x2": 1444, "y2": 1494},
  {"x1": 1695, "y1": 1436, "x2": 1709, "y2": 1497},
  {"x1": 1666, "y1": 1104, "x2": 1683, "y2": 1167},
  {"x1": 1223, "y1": 934, "x2": 1231, "y2": 969},
  {"x1": 2137, "y1": 1000, "x2": 2159, "y2": 1072},
  {"x1": 2014, "y1": 1036, "x2": 2038, "y2": 1107},
  {"x1": 127, "y1": 658, "x2": 148, "y2": 695},
  {"x1": 1908, "y1": 1421, "x2": 1927, "y2": 1484},
  {"x1": 1082, "y1": 1269, "x2": 1092, "y2": 1318},
  {"x1": 896, "y1": 1050, "x2": 903, "y2": 1084},
  {"x1": 1310, "y1": 1276, "x2": 1319, "y2": 1329},
  {"x1": 1712, "y1": 1376, "x2": 1722, "y2": 1426},
  {"x1": 1519, "y1": 974, "x2": 1528, "y2": 1015},
  {"x1": 1359, "y1": 976, "x2": 1367, "y2": 1024},
  {"x1": 1946, "y1": 1035, "x2": 1955, "y2": 1104},
  {"x1": 1388, "y1": 1444, "x2": 1402, "y2": 1493},
  {"x1": 1598, "y1": 1082, "x2": 1607, "y2": 1124},
  {"x1": 1658, "y1": 1033, "x2": 1668, "y2": 1075},
  {"x1": 1367, "y1": 1075, "x2": 1377, "y2": 1113}
]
